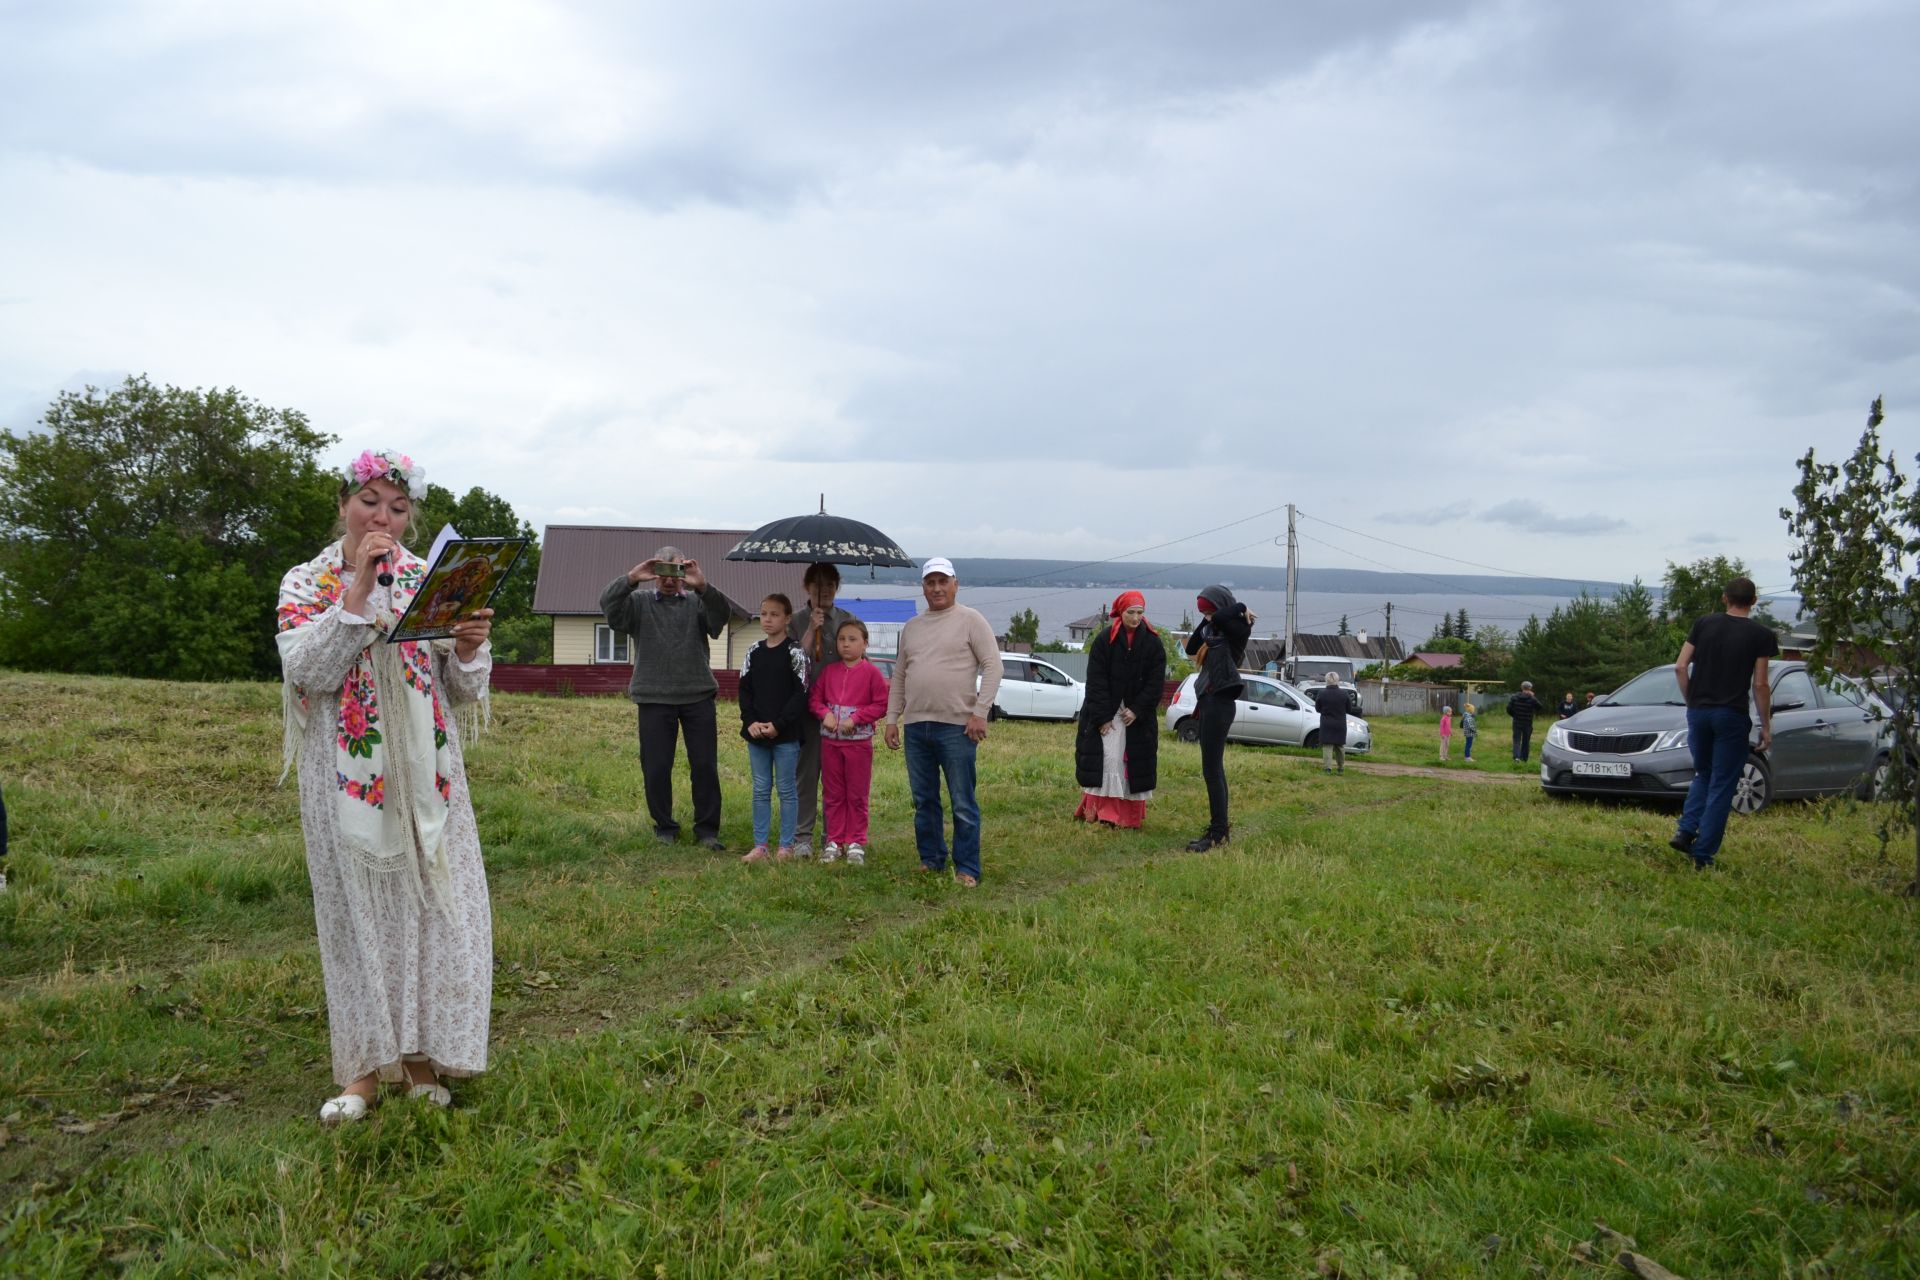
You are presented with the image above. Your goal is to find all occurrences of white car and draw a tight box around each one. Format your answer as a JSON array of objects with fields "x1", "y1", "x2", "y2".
[
  {"x1": 986, "y1": 654, "x2": 1086, "y2": 721},
  {"x1": 1163, "y1": 672, "x2": 1372, "y2": 753}
]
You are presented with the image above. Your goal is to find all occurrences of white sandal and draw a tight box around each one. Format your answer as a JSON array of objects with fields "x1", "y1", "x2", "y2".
[
  {"x1": 319, "y1": 1093, "x2": 371, "y2": 1126},
  {"x1": 408, "y1": 1082, "x2": 452, "y2": 1108}
]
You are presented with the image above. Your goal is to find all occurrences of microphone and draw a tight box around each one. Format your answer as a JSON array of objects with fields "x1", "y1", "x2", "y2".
[{"x1": 374, "y1": 549, "x2": 394, "y2": 587}]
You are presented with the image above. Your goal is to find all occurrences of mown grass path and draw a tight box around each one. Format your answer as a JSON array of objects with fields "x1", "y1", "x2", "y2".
[{"x1": 2, "y1": 672, "x2": 1915, "y2": 1277}]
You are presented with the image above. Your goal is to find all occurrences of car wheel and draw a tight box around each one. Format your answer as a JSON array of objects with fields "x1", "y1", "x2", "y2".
[
  {"x1": 1303, "y1": 730, "x2": 1319, "y2": 749},
  {"x1": 1860, "y1": 753, "x2": 1892, "y2": 802},
  {"x1": 1730, "y1": 755, "x2": 1772, "y2": 815},
  {"x1": 1175, "y1": 717, "x2": 1200, "y2": 743},
  {"x1": 987, "y1": 704, "x2": 1004, "y2": 722}
]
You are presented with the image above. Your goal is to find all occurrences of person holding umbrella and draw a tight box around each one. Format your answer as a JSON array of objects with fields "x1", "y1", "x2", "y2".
[
  {"x1": 791, "y1": 562, "x2": 855, "y2": 859},
  {"x1": 1072, "y1": 591, "x2": 1165, "y2": 829}
]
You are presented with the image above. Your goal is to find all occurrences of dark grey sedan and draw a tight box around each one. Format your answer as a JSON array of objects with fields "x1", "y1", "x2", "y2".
[{"x1": 1538, "y1": 662, "x2": 1892, "y2": 812}]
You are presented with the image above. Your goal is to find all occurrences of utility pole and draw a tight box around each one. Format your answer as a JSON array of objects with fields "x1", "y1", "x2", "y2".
[
  {"x1": 1384, "y1": 601, "x2": 1393, "y2": 646},
  {"x1": 1284, "y1": 504, "x2": 1298, "y2": 681}
]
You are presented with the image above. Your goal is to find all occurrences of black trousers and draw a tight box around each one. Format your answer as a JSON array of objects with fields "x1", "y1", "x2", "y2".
[
  {"x1": 1197, "y1": 690, "x2": 1237, "y2": 839},
  {"x1": 637, "y1": 697, "x2": 721, "y2": 839},
  {"x1": 1511, "y1": 720, "x2": 1534, "y2": 762}
]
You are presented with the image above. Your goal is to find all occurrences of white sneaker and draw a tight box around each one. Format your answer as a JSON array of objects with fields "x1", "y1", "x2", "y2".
[
  {"x1": 820, "y1": 841, "x2": 842, "y2": 863},
  {"x1": 845, "y1": 844, "x2": 866, "y2": 866}
]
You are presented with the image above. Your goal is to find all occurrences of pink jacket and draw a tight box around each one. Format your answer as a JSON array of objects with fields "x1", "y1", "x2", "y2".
[
  {"x1": 1439, "y1": 709, "x2": 1454, "y2": 738},
  {"x1": 810, "y1": 660, "x2": 890, "y2": 742}
]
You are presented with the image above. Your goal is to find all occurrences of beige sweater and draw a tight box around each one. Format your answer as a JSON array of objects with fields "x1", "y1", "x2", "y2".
[{"x1": 886, "y1": 603, "x2": 1002, "y2": 726}]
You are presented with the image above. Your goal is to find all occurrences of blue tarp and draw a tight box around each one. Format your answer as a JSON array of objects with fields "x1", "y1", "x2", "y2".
[{"x1": 839, "y1": 597, "x2": 917, "y2": 622}]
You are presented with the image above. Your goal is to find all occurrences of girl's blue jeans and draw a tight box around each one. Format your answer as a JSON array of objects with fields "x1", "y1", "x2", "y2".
[{"x1": 748, "y1": 739, "x2": 802, "y2": 846}]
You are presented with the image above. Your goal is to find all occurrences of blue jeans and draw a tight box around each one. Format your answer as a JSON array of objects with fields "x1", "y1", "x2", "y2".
[
  {"x1": 1678, "y1": 706, "x2": 1752, "y2": 862},
  {"x1": 747, "y1": 739, "x2": 802, "y2": 847},
  {"x1": 1463, "y1": 733, "x2": 1475, "y2": 759},
  {"x1": 904, "y1": 721, "x2": 981, "y2": 881}
]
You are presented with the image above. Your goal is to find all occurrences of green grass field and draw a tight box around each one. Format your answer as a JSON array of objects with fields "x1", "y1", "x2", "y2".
[{"x1": 2, "y1": 671, "x2": 1916, "y2": 1278}]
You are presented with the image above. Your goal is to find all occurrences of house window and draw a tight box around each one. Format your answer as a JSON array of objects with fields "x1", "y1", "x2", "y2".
[{"x1": 595, "y1": 625, "x2": 630, "y2": 664}]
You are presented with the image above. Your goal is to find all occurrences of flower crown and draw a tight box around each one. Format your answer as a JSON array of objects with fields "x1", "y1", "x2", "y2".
[{"x1": 344, "y1": 448, "x2": 427, "y2": 500}]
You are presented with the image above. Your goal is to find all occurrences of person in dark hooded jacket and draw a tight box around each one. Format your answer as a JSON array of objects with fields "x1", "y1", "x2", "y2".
[
  {"x1": 1183, "y1": 584, "x2": 1254, "y2": 851},
  {"x1": 1073, "y1": 591, "x2": 1167, "y2": 829}
]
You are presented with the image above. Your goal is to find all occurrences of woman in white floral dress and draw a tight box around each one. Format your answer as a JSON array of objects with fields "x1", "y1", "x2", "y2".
[{"x1": 277, "y1": 449, "x2": 495, "y2": 1125}]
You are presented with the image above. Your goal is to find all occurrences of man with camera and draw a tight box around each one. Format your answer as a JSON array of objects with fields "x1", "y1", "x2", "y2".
[{"x1": 600, "y1": 546, "x2": 740, "y2": 850}]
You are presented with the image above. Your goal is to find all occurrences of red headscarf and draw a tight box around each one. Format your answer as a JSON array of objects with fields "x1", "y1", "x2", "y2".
[{"x1": 1108, "y1": 590, "x2": 1154, "y2": 645}]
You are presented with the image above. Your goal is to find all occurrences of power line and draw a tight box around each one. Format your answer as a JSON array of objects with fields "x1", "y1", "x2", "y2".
[
  {"x1": 1295, "y1": 510, "x2": 1623, "y2": 585},
  {"x1": 964, "y1": 502, "x2": 1295, "y2": 590}
]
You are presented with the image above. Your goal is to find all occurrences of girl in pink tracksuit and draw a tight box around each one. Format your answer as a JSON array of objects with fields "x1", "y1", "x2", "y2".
[
  {"x1": 1439, "y1": 705, "x2": 1454, "y2": 761},
  {"x1": 807, "y1": 617, "x2": 890, "y2": 864}
]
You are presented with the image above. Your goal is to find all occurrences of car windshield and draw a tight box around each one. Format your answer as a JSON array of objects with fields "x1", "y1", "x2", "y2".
[{"x1": 1606, "y1": 667, "x2": 1685, "y2": 706}]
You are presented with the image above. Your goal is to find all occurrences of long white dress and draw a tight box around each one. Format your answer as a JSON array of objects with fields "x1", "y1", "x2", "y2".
[{"x1": 280, "y1": 577, "x2": 494, "y2": 1088}]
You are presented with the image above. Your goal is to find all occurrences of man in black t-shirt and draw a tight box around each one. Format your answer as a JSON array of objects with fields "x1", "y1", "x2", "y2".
[{"x1": 1671, "y1": 576, "x2": 1779, "y2": 868}]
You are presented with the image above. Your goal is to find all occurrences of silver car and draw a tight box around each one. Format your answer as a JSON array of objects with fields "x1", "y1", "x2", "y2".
[
  {"x1": 1539, "y1": 661, "x2": 1892, "y2": 812},
  {"x1": 1164, "y1": 672, "x2": 1372, "y2": 753}
]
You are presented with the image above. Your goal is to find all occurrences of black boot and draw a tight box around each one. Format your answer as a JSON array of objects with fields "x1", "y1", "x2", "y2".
[{"x1": 1186, "y1": 828, "x2": 1229, "y2": 853}]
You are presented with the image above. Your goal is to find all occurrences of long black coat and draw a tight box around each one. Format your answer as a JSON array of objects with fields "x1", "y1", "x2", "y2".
[
  {"x1": 1311, "y1": 685, "x2": 1350, "y2": 747},
  {"x1": 1075, "y1": 624, "x2": 1168, "y2": 793}
]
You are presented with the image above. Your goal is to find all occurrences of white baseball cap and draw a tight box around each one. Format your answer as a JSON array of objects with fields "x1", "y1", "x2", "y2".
[{"x1": 921, "y1": 556, "x2": 956, "y2": 579}]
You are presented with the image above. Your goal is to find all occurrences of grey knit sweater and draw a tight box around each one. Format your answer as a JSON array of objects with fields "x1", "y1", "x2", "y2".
[{"x1": 599, "y1": 575, "x2": 739, "y2": 704}]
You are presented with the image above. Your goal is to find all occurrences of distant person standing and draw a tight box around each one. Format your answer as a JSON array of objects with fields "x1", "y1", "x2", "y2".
[
  {"x1": 1507, "y1": 681, "x2": 1543, "y2": 761},
  {"x1": 1311, "y1": 671, "x2": 1351, "y2": 774},
  {"x1": 600, "y1": 547, "x2": 739, "y2": 851},
  {"x1": 883, "y1": 558, "x2": 1001, "y2": 886},
  {"x1": 1072, "y1": 590, "x2": 1166, "y2": 829},
  {"x1": 1184, "y1": 585, "x2": 1255, "y2": 848},
  {"x1": 1461, "y1": 703, "x2": 1478, "y2": 761},
  {"x1": 1557, "y1": 691, "x2": 1577, "y2": 720},
  {"x1": 1585, "y1": 691, "x2": 1599, "y2": 712},
  {"x1": 1670, "y1": 576, "x2": 1778, "y2": 869},
  {"x1": 791, "y1": 562, "x2": 855, "y2": 859},
  {"x1": 1438, "y1": 704, "x2": 1454, "y2": 761}
]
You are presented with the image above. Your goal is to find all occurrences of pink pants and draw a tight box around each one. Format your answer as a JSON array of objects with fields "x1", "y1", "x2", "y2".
[{"x1": 821, "y1": 739, "x2": 874, "y2": 845}]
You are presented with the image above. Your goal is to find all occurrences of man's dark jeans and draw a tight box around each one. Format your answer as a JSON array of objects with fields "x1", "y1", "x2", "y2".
[
  {"x1": 904, "y1": 721, "x2": 981, "y2": 881},
  {"x1": 1511, "y1": 720, "x2": 1534, "y2": 762},
  {"x1": 636, "y1": 697, "x2": 722, "y2": 840},
  {"x1": 1678, "y1": 705, "x2": 1752, "y2": 863},
  {"x1": 1196, "y1": 690, "x2": 1238, "y2": 839}
]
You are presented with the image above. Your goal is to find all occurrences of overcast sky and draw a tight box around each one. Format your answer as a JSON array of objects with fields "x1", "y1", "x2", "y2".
[{"x1": 2, "y1": 0, "x2": 1914, "y2": 594}]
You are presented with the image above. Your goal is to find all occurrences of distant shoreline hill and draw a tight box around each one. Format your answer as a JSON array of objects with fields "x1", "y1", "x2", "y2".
[{"x1": 855, "y1": 559, "x2": 1632, "y2": 597}]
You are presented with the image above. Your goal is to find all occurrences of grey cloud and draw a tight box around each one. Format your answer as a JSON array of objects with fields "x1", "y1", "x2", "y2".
[
  {"x1": 1379, "y1": 503, "x2": 1474, "y2": 526},
  {"x1": 1482, "y1": 501, "x2": 1628, "y2": 536}
]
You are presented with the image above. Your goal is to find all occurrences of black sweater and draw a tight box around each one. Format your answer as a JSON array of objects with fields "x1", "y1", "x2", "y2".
[{"x1": 739, "y1": 638, "x2": 811, "y2": 744}]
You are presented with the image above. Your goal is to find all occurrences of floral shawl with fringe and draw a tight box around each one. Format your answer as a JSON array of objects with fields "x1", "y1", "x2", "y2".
[{"x1": 277, "y1": 541, "x2": 456, "y2": 911}]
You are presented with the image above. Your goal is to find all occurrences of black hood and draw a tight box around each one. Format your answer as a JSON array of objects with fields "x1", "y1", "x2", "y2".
[{"x1": 1198, "y1": 584, "x2": 1237, "y2": 614}]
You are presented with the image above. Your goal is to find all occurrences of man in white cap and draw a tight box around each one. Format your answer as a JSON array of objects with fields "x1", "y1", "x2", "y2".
[{"x1": 884, "y1": 557, "x2": 1001, "y2": 886}]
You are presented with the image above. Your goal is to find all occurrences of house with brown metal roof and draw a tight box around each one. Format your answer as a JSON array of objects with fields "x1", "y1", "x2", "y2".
[{"x1": 530, "y1": 525, "x2": 811, "y2": 669}]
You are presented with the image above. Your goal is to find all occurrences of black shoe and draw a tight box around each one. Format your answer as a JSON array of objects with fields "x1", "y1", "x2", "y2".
[
  {"x1": 1185, "y1": 830, "x2": 1229, "y2": 853},
  {"x1": 1692, "y1": 855, "x2": 1715, "y2": 871},
  {"x1": 1668, "y1": 831, "x2": 1697, "y2": 855},
  {"x1": 697, "y1": 834, "x2": 727, "y2": 852},
  {"x1": 654, "y1": 825, "x2": 682, "y2": 842}
]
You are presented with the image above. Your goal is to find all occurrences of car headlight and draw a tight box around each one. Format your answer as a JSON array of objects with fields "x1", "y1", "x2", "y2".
[
  {"x1": 1652, "y1": 727, "x2": 1689, "y2": 752},
  {"x1": 1545, "y1": 725, "x2": 1569, "y2": 749}
]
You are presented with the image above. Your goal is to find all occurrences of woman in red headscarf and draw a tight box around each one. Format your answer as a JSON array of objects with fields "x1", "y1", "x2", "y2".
[{"x1": 1073, "y1": 591, "x2": 1167, "y2": 827}]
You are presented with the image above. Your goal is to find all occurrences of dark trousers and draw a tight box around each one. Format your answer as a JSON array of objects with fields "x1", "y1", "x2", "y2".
[
  {"x1": 795, "y1": 713, "x2": 822, "y2": 844},
  {"x1": 1678, "y1": 706, "x2": 1752, "y2": 863},
  {"x1": 1511, "y1": 720, "x2": 1534, "y2": 761},
  {"x1": 1197, "y1": 690, "x2": 1237, "y2": 839},
  {"x1": 636, "y1": 697, "x2": 721, "y2": 839}
]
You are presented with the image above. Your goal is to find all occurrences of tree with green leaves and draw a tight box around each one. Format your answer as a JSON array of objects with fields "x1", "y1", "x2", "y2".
[
  {"x1": 1503, "y1": 582, "x2": 1669, "y2": 700},
  {"x1": 1437, "y1": 613, "x2": 1454, "y2": 640},
  {"x1": 1782, "y1": 397, "x2": 1919, "y2": 893},
  {"x1": 0, "y1": 376, "x2": 337, "y2": 680},
  {"x1": 1337, "y1": 614, "x2": 1350, "y2": 636},
  {"x1": 413, "y1": 483, "x2": 548, "y2": 662},
  {"x1": 1455, "y1": 607, "x2": 1471, "y2": 641},
  {"x1": 1007, "y1": 607, "x2": 1040, "y2": 647},
  {"x1": 1661, "y1": 554, "x2": 1778, "y2": 639}
]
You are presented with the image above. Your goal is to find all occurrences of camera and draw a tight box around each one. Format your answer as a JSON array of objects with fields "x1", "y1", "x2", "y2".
[{"x1": 654, "y1": 561, "x2": 687, "y2": 579}]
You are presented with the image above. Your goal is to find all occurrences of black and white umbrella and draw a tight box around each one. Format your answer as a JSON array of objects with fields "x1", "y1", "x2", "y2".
[{"x1": 725, "y1": 497, "x2": 914, "y2": 567}]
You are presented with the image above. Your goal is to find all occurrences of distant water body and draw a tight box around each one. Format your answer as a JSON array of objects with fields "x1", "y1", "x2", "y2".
[{"x1": 835, "y1": 583, "x2": 1596, "y2": 645}]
